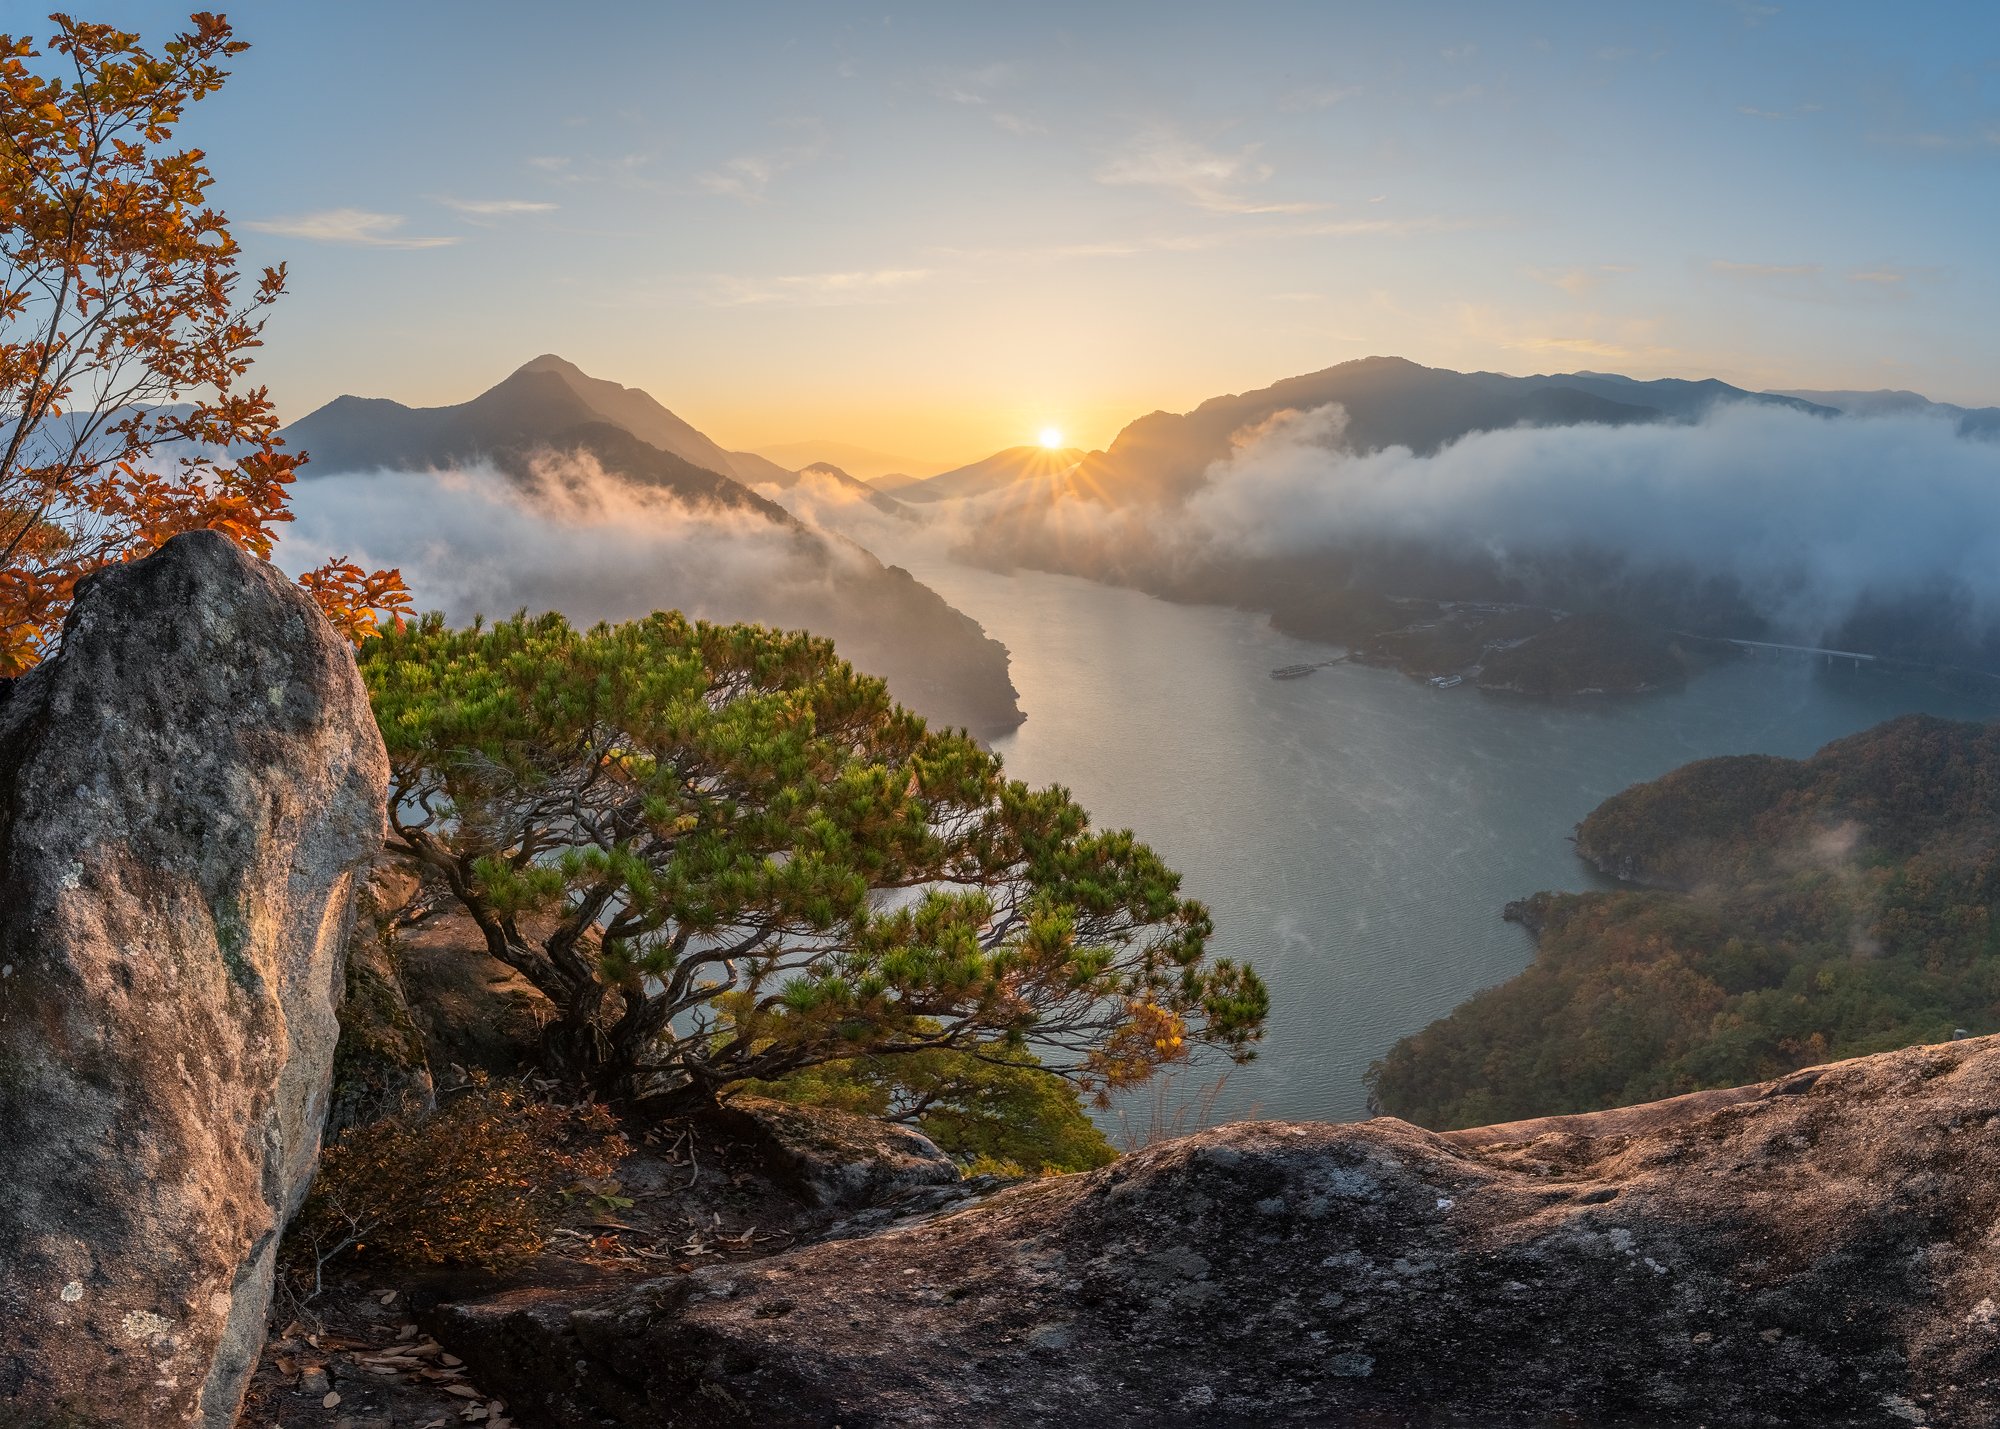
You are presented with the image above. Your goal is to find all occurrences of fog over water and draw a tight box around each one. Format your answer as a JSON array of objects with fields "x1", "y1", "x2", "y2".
[{"x1": 881, "y1": 541, "x2": 2000, "y2": 1124}]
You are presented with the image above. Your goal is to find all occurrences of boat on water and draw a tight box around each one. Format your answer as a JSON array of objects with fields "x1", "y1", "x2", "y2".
[
  {"x1": 1270, "y1": 664, "x2": 1317, "y2": 680},
  {"x1": 1430, "y1": 673, "x2": 1465, "y2": 689}
]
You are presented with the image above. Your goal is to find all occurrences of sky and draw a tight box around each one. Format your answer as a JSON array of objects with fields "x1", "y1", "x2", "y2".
[{"x1": 73, "y1": 1, "x2": 2000, "y2": 466}]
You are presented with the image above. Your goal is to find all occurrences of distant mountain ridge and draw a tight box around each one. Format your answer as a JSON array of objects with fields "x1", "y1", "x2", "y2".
[
  {"x1": 1766, "y1": 386, "x2": 2000, "y2": 438},
  {"x1": 870, "y1": 357, "x2": 1848, "y2": 514},
  {"x1": 913, "y1": 354, "x2": 2000, "y2": 686},
  {"x1": 895, "y1": 445, "x2": 1091, "y2": 504},
  {"x1": 749, "y1": 438, "x2": 946, "y2": 482},
  {"x1": 1055, "y1": 356, "x2": 1839, "y2": 507}
]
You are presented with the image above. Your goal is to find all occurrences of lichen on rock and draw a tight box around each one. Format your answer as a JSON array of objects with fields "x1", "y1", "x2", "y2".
[{"x1": 436, "y1": 1035, "x2": 2000, "y2": 1428}]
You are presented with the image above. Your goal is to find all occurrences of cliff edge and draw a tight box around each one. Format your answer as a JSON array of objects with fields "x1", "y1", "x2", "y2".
[{"x1": 438, "y1": 1035, "x2": 2000, "y2": 1427}]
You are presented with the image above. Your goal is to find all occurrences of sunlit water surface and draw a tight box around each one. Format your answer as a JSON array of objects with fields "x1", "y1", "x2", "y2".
[{"x1": 883, "y1": 547, "x2": 2000, "y2": 1125}]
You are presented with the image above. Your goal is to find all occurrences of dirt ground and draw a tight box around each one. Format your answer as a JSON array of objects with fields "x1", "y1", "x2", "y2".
[{"x1": 235, "y1": 1111, "x2": 854, "y2": 1429}]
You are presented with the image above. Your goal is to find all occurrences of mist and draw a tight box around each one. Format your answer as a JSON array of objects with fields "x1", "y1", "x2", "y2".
[
  {"x1": 275, "y1": 451, "x2": 857, "y2": 628},
  {"x1": 1181, "y1": 403, "x2": 2000, "y2": 638}
]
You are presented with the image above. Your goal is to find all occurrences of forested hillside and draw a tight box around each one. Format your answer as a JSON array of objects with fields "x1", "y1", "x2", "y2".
[{"x1": 1369, "y1": 714, "x2": 2000, "y2": 1128}]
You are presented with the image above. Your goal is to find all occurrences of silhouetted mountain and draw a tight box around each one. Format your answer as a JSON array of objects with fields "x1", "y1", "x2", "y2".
[
  {"x1": 931, "y1": 355, "x2": 2000, "y2": 686},
  {"x1": 784, "y1": 462, "x2": 913, "y2": 517},
  {"x1": 896, "y1": 445, "x2": 1091, "y2": 503},
  {"x1": 749, "y1": 438, "x2": 944, "y2": 482},
  {"x1": 715, "y1": 448, "x2": 795, "y2": 485},
  {"x1": 282, "y1": 360, "x2": 1022, "y2": 735},
  {"x1": 1057, "y1": 357, "x2": 1830, "y2": 506},
  {"x1": 1770, "y1": 386, "x2": 2000, "y2": 438},
  {"x1": 286, "y1": 367, "x2": 610, "y2": 475},
  {"x1": 1491, "y1": 371, "x2": 1835, "y2": 421}
]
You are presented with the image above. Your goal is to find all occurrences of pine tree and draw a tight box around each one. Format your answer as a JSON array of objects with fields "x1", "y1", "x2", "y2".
[{"x1": 362, "y1": 609, "x2": 1268, "y2": 1115}]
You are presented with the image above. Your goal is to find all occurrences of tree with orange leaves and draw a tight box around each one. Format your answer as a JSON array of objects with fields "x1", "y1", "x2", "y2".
[{"x1": 0, "y1": 11, "x2": 407, "y2": 675}]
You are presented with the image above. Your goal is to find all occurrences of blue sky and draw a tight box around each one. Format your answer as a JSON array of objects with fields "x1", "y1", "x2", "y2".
[{"x1": 78, "y1": 1, "x2": 2000, "y2": 462}]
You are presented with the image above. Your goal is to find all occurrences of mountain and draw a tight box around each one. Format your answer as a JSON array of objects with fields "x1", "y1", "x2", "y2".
[
  {"x1": 747, "y1": 438, "x2": 947, "y2": 481},
  {"x1": 281, "y1": 358, "x2": 1022, "y2": 735},
  {"x1": 745, "y1": 459, "x2": 911, "y2": 518},
  {"x1": 872, "y1": 358, "x2": 1832, "y2": 515},
  {"x1": 1769, "y1": 386, "x2": 2000, "y2": 437},
  {"x1": 925, "y1": 355, "x2": 2000, "y2": 684},
  {"x1": 1371, "y1": 713, "x2": 2000, "y2": 1129},
  {"x1": 506, "y1": 354, "x2": 827, "y2": 488},
  {"x1": 868, "y1": 472, "x2": 927, "y2": 493},
  {"x1": 1048, "y1": 356, "x2": 1842, "y2": 507},
  {"x1": 1490, "y1": 370, "x2": 1834, "y2": 421},
  {"x1": 894, "y1": 445, "x2": 1091, "y2": 503}
]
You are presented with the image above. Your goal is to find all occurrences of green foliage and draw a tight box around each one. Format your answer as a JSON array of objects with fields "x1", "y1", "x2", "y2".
[
  {"x1": 360, "y1": 610, "x2": 1266, "y2": 1112},
  {"x1": 1370, "y1": 714, "x2": 2000, "y2": 1129},
  {"x1": 746, "y1": 1039, "x2": 1118, "y2": 1175}
]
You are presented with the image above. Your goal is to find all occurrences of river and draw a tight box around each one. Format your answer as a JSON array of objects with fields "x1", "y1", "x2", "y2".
[{"x1": 884, "y1": 549, "x2": 2000, "y2": 1127}]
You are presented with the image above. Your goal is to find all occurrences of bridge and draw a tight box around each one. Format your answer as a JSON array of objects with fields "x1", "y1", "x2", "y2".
[{"x1": 1722, "y1": 637, "x2": 1876, "y2": 663}]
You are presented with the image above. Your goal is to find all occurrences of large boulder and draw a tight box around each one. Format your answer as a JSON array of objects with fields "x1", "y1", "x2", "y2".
[
  {"x1": 0, "y1": 532, "x2": 387, "y2": 1428},
  {"x1": 438, "y1": 1035, "x2": 2000, "y2": 1427}
]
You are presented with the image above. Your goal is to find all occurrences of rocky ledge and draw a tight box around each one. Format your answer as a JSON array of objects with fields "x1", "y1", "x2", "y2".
[{"x1": 436, "y1": 1035, "x2": 2000, "y2": 1427}]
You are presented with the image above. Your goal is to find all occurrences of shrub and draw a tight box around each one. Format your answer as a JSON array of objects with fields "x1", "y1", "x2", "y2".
[{"x1": 289, "y1": 1074, "x2": 627, "y2": 1281}]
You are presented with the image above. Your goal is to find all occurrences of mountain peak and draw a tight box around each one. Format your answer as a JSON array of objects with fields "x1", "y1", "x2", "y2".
[{"x1": 515, "y1": 353, "x2": 588, "y2": 377}]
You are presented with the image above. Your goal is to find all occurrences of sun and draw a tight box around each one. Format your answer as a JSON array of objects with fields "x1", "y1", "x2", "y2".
[{"x1": 1038, "y1": 426, "x2": 1064, "y2": 450}]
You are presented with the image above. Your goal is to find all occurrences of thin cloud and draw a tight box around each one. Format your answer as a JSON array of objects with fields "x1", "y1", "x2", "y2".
[
  {"x1": 438, "y1": 197, "x2": 558, "y2": 217},
  {"x1": 924, "y1": 62, "x2": 1011, "y2": 106},
  {"x1": 1453, "y1": 302, "x2": 1679, "y2": 366},
  {"x1": 697, "y1": 125, "x2": 827, "y2": 204},
  {"x1": 991, "y1": 111, "x2": 1046, "y2": 136},
  {"x1": 930, "y1": 212, "x2": 1488, "y2": 264},
  {"x1": 1709, "y1": 259, "x2": 1927, "y2": 305},
  {"x1": 524, "y1": 152, "x2": 659, "y2": 190},
  {"x1": 1868, "y1": 127, "x2": 2000, "y2": 153},
  {"x1": 706, "y1": 268, "x2": 933, "y2": 307},
  {"x1": 1096, "y1": 127, "x2": 1329, "y2": 215},
  {"x1": 1528, "y1": 264, "x2": 1635, "y2": 297},
  {"x1": 1507, "y1": 334, "x2": 1648, "y2": 360},
  {"x1": 1712, "y1": 259, "x2": 1822, "y2": 278},
  {"x1": 246, "y1": 208, "x2": 458, "y2": 249}
]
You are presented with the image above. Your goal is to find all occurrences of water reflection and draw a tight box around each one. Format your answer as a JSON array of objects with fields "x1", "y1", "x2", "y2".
[{"x1": 884, "y1": 549, "x2": 2000, "y2": 1123}]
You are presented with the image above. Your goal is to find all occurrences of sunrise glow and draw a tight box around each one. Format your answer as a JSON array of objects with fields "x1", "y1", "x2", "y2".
[{"x1": 1039, "y1": 427, "x2": 1064, "y2": 450}]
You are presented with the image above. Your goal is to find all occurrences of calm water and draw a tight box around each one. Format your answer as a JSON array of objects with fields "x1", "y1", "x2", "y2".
[{"x1": 885, "y1": 548, "x2": 2000, "y2": 1125}]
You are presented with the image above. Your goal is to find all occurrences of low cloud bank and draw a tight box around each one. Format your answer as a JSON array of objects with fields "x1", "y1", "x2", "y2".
[
  {"x1": 1183, "y1": 403, "x2": 2000, "y2": 640},
  {"x1": 276, "y1": 451, "x2": 854, "y2": 628},
  {"x1": 925, "y1": 401, "x2": 2000, "y2": 648}
]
